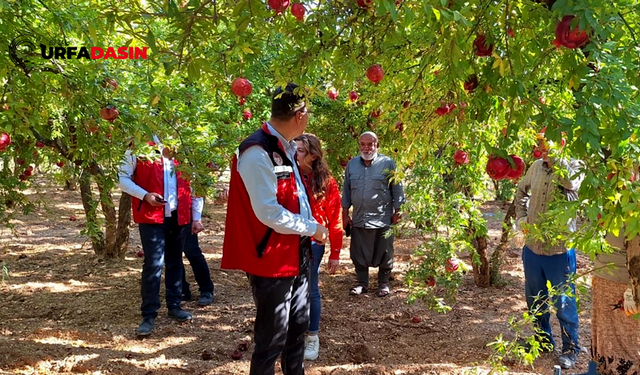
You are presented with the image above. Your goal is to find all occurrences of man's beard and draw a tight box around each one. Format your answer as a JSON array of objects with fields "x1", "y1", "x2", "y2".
[{"x1": 361, "y1": 151, "x2": 377, "y2": 161}]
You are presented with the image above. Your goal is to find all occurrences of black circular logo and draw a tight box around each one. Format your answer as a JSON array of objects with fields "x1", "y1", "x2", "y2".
[{"x1": 8, "y1": 35, "x2": 36, "y2": 67}]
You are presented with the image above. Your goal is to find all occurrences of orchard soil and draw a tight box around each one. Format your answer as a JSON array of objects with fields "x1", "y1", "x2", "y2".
[{"x1": 0, "y1": 180, "x2": 593, "y2": 375}]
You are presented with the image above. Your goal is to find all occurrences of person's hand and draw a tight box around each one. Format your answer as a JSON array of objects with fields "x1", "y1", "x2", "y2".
[
  {"x1": 192, "y1": 220, "x2": 204, "y2": 235},
  {"x1": 392, "y1": 212, "x2": 402, "y2": 225},
  {"x1": 342, "y1": 212, "x2": 352, "y2": 229},
  {"x1": 314, "y1": 225, "x2": 329, "y2": 245},
  {"x1": 327, "y1": 259, "x2": 339, "y2": 275},
  {"x1": 624, "y1": 287, "x2": 639, "y2": 316},
  {"x1": 144, "y1": 192, "x2": 166, "y2": 207},
  {"x1": 219, "y1": 185, "x2": 229, "y2": 201}
]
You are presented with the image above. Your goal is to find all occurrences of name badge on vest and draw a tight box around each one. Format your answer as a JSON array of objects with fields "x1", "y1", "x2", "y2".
[{"x1": 274, "y1": 165, "x2": 293, "y2": 180}]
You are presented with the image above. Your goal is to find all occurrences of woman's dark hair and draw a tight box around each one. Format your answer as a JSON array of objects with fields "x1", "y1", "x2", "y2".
[
  {"x1": 271, "y1": 83, "x2": 306, "y2": 121},
  {"x1": 294, "y1": 133, "x2": 333, "y2": 200}
]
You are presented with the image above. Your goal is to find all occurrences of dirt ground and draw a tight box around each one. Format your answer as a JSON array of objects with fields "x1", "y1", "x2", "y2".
[{"x1": 0, "y1": 179, "x2": 594, "y2": 375}]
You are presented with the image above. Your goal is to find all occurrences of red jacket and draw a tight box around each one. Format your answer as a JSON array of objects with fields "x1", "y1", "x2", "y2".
[
  {"x1": 131, "y1": 158, "x2": 192, "y2": 226},
  {"x1": 221, "y1": 125, "x2": 305, "y2": 278},
  {"x1": 303, "y1": 175, "x2": 343, "y2": 260}
]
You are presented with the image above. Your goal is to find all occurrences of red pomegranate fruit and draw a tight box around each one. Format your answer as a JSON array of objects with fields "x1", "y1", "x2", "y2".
[
  {"x1": 506, "y1": 155, "x2": 526, "y2": 180},
  {"x1": 268, "y1": 0, "x2": 290, "y2": 15},
  {"x1": 291, "y1": 3, "x2": 305, "y2": 21},
  {"x1": 366, "y1": 64, "x2": 384, "y2": 84},
  {"x1": 327, "y1": 88, "x2": 338, "y2": 100},
  {"x1": 486, "y1": 155, "x2": 511, "y2": 180},
  {"x1": 348, "y1": 90, "x2": 358, "y2": 102},
  {"x1": 453, "y1": 150, "x2": 470, "y2": 166},
  {"x1": 553, "y1": 15, "x2": 589, "y2": 49},
  {"x1": 231, "y1": 78, "x2": 253, "y2": 97},
  {"x1": 473, "y1": 35, "x2": 494, "y2": 57}
]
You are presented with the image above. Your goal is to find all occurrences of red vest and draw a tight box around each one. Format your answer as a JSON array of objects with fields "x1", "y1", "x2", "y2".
[
  {"x1": 131, "y1": 158, "x2": 192, "y2": 226},
  {"x1": 221, "y1": 125, "x2": 303, "y2": 278}
]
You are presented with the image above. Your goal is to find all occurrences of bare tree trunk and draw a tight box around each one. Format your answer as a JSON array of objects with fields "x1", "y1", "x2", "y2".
[
  {"x1": 95, "y1": 176, "x2": 118, "y2": 258},
  {"x1": 472, "y1": 231, "x2": 490, "y2": 287},
  {"x1": 489, "y1": 202, "x2": 516, "y2": 285},
  {"x1": 79, "y1": 167, "x2": 131, "y2": 259},
  {"x1": 116, "y1": 193, "x2": 132, "y2": 258},
  {"x1": 79, "y1": 171, "x2": 105, "y2": 256}
]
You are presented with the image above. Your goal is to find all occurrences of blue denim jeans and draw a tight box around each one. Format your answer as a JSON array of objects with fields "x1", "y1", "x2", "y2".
[
  {"x1": 138, "y1": 212, "x2": 187, "y2": 318},
  {"x1": 181, "y1": 230, "x2": 214, "y2": 296},
  {"x1": 522, "y1": 246, "x2": 580, "y2": 353},
  {"x1": 308, "y1": 242, "x2": 325, "y2": 334}
]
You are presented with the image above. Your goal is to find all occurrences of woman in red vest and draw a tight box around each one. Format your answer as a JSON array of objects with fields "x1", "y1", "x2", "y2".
[{"x1": 295, "y1": 133, "x2": 343, "y2": 361}]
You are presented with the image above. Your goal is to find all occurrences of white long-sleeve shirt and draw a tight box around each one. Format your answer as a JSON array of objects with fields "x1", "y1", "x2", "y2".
[
  {"x1": 118, "y1": 149, "x2": 203, "y2": 221},
  {"x1": 236, "y1": 123, "x2": 316, "y2": 237}
]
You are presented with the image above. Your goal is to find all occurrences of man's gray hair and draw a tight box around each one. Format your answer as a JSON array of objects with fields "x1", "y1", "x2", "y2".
[{"x1": 359, "y1": 131, "x2": 378, "y2": 142}]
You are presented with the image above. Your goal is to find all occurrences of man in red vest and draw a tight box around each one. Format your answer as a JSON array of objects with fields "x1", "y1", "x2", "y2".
[
  {"x1": 119, "y1": 139, "x2": 202, "y2": 337},
  {"x1": 222, "y1": 83, "x2": 328, "y2": 375}
]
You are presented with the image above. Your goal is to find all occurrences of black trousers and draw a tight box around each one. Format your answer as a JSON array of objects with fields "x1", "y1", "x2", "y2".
[{"x1": 247, "y1": 238, "x2": 311, "y2": 375}]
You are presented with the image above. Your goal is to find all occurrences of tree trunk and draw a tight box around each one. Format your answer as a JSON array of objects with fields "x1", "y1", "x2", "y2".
[
  {"x1": 472, "y1": 231, "x2": 490, "y2": 287},
  {"x1": 116, "y1": 193, "x2": 132, "y2": 258},
  {"x1": 95, "y1": 176, "x2": 118, "y2": 258},
  {"x1": 489, "y1": 201, "x2": 516, "y2": 285},
  {"x1": 79, "y1": 171, "x2": 105, "y2": 256},
  {"x1": 471, "y1": 201, "x2": 516, "y2": 288},
  {"x1": 78, "y1": 167, "x2": 131, "y2": 259}
]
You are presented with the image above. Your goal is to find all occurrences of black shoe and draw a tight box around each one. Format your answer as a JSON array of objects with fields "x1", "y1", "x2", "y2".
[
  {"x1": 197, "y1": 292, "x2": 214, "y2": 306},
  {"x1": 136, "y1": 318, "x2": 155, "y2": 337},
  {"x1": 558, "y1": 350, "x2": 577, "y2": 369},
  {"x1": 168, "y1": 308, "x2": 193, "y2": 322}
]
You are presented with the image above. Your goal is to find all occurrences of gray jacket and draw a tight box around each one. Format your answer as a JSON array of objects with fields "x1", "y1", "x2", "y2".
[{"x1": 342, "y1": 154, "x2": 405, "y2": 229}]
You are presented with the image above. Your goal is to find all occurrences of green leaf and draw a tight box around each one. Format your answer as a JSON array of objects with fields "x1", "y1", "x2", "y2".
[
  {"x1": 236, "y1": 15, "x2": 250, "y2": 32},
  {"x1": 232, "y1": 0, "x2": 246, "y2": 17},
  {"x1": 551, "y1": 0, "x2": 567, "y2": 11},
  {"x1": 163, "y1": 61, "x2": 176, "y2": 76},
  {"x1": 432, "y1": 7, "x2": 441, "y2": 22},
  {"x1": 147, "y1": 30, "x2": 158, "y2": 54},
  {"x1": 88, "y1": 22, "x2": 97, "y2": 44},
  {"x1": 187, "y1": 60, "x2": 201, "y2": 81},
  {"x1": 404, "y1": 5, "x2": 414, "y2": 26}
]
